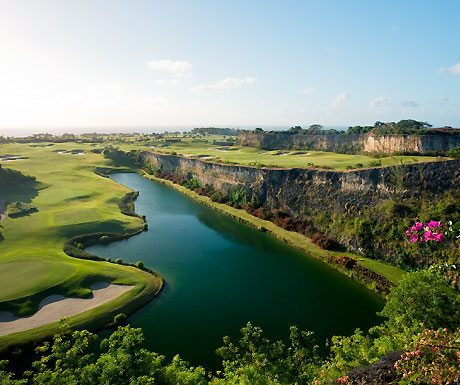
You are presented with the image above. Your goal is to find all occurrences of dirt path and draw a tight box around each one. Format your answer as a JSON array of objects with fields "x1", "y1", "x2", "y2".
[{"x1": 0, "y1": 282, "x2": 134, "y2": 336}]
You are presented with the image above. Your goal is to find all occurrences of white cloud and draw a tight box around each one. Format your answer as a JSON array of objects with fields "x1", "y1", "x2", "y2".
[
  {"x1": 301, "y1": 87, "x2": 314, "y2": 95},
  {"x1": 401, "y1": 99, "x2": 418, "y2": 108},
  {"x1": 370, "y1": 95, "x2": 390, "y2": 108},
  {"x1": 438, "y1": 63, "x2": 460, "y2": 76},
  {"x1": 192, "y1": 77, "x2": 258, "y2": 94},
  {"x1": 87, "y1": 83, "x2": 122, "y2": 102},
  {"x1": 155, "y1": 79, "x2": 180, "y2": 86},
  {"x1": 146, "y1": 59, "x2": 192, "y2": 77},
  {"x1": 331, "y1": 91, "x2": 349, "y2": 107}
]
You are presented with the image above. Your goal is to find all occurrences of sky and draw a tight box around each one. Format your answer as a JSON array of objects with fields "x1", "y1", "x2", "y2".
[{"x1": 0, "y1": 0, "x2": 459, "y2": 135}]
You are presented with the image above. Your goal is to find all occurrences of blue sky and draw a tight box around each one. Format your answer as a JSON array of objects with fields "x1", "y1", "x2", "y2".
[{"x1": 0, "y1": 0, "x2": 459, "y2": 134}]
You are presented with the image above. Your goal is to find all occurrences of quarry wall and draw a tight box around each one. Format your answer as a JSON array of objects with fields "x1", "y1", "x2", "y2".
[
  {"x1": 237, "y1": 132, "x2": 460, "y2": 155},
  {"x1": 141, "y1": 151, "x2": 460, "y2": 216}
]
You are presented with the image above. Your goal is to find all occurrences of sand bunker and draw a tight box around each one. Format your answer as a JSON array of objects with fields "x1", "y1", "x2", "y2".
[
  {"x1": 196, "y1": 155, "x2": 214, "y2": 160},
  {"x1": 0, "y1": 282, "x2": 133, "y2": 336},
  {"x1": 0, "y1": 155, "x2": 27, "y2": 162}
]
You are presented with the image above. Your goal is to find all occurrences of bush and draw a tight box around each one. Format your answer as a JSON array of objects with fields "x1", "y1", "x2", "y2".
[
  {"x1": 182, "y1": 177, "x2": 200, "y2": 190},
  {"x1": 210, "y1": 191, "x2": 227, "y2": 203},
  {"x1": 447, "y1": 145, "x2": 460, "y2": 158},
  {"x1": 115, "y1": 258, "x2": 123, "y2": 264},
  {"x1": 6, "y1": 201, "x2": 37, "y2": 217},
  {"x1": 311, "y1": 232, "x2": 341, "y2": 250},
  {"x1": 113, "y1": 313, "x2": 127, "y2": 325},
  {"x1": 136, "y1": 261, "x2": 144, "y2": 269},
  {"x1": 379, "y1": 270, "x2": 458, "y2": 331}
]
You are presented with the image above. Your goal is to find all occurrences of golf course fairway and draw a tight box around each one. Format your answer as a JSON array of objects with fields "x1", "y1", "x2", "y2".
[{"x1": 0, "y1": 143, "x2": 163, "y2": 351}]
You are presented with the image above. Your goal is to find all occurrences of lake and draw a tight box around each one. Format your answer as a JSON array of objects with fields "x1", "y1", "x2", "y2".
[{"x1": 88, "y1": 173, "x2": 383, "y2": 369}]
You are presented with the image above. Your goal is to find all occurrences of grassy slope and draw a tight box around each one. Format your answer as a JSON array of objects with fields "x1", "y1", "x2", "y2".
[
  {"x1": 112, "y1": 135, "x2": 442, "y2": 169},
  {"x1": 0, "y1": 143, "x2": 162, "y2": 349},
  {"x1": 143, "y1": 173, "x2": 406, "y2": 286}
]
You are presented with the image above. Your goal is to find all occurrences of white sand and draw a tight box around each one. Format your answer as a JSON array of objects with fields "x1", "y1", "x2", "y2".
[
  {"x1": 0, "y1": 282, "x2": 134, "y2": 336},
  {"x1": 0, "y1": 158, "x2": 25, "y2": 162}
]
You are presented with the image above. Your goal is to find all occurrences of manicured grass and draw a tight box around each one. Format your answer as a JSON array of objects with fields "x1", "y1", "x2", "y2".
[
  {"x1": 143, "y1": 172, "x2": 407, "y2": 287},
  {"x1": 112, "y1": 135, "x2": 442, "y2": 170},
  {"x1": 0, "y1": 258, "x2": 74, "y2": 302},
  {"x1": 0, "y1": 143, "x2": 162, "y2": 348}
]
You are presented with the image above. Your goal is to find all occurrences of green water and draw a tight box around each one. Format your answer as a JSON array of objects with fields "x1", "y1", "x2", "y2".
[{"x1": 88, "y1": 173, "x2": 383, "y2": 368}]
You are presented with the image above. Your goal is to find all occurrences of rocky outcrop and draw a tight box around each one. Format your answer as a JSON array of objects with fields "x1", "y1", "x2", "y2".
[
  {"x1": 363, "y1": 134, "x2": 460, "y2": 154},
  {"x1": 341, "y1": 350, "x2": 403, "y2": 385},
  {"x1": 141, "y1": 151, "x2": 460, "y2": 216},
  {"x1": 237, "y1": 131, "x2": 362, "y2": 152},
  {"x1": 237, "y1": 131, "x2": 460, "y2": 155}
]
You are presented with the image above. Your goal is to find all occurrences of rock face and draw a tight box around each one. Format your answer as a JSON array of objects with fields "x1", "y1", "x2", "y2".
[
  {"x1": 342, "y1": 350, "x2": 403, "y2": 385},
  {"x1": 237, "y1": 131, "x2": 460, "y2": 155},
  {"x1": 141, "y1": 151, "x2": 460, "y2": 216},
  {"x1": 363, "y1": 134, "x2": 460, "y2": 154}
]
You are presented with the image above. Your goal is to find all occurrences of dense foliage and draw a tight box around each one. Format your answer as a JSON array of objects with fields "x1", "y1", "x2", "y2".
[
  {"x1": 249, "y1": 120, "x2": 460, "y2": 138},
  {"x1": 340, "y1": 196, "x2": 458, "y2": 283}
]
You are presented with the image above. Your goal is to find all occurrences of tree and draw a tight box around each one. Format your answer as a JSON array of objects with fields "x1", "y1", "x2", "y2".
[
  {"x1": 308, "y1": 124, "x2": 323, "y2": 130},
  {"x1": 379, "y1": 270, "x2": 457, "y2": 332}
]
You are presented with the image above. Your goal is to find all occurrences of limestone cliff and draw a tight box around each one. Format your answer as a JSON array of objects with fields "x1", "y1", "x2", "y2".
[
  {"x1": 237, "y1": 131, "x2": 460, "y2": 155},
  {"x1": 141, "y1": 151, "x2": 460, "y2": 216}
]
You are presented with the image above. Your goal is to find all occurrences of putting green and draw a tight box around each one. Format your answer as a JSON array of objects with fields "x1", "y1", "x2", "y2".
[
  {"x1": 0, "y1": 258, "x2": 75, "y2": 302},
  {"x1": 53, "y1": 208, "x2": 102, "y2": 226}
]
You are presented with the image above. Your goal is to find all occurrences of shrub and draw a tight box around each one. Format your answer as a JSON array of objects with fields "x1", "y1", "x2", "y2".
[
  {"x1": 136, "y1": 261, "x2": 144, "y2": 269},
  {"x1": 311, "y1": 232, "x2": 341, "y2": 250},
  {"x1": 182, "y1": 177, "x2": 200, "y2": 190},
  {"x1": 115, "y1": 258, "x2": 123, "y2": 264},
  {"x1": 446, "y1": 145, "x2": 460, "y2": 158},
  {"x1": 394, "y1": 328, "x2": 460, "y2": 384},
  {"x1": 6, "y1": 201, "x2": 37, "y2": 217},
  {"x1": 113, "y1": 313, "x2": 127, "y2": 325}
]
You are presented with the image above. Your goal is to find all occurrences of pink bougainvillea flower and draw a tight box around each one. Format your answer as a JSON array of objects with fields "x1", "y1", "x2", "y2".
[
  {"x1": 423, "y1": 230, "x2": 433, "y2": 242},
  {"x1": 428, "y1": 220, "x2": 441, "y2": 229},
  {"x1": 414, "y1": 222, "x2": 424, "y2": 231},
  {"x1": 433, "y1": 233, "x2": 443, "y2": 242}
]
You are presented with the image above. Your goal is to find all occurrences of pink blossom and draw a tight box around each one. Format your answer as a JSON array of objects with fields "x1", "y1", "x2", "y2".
[
  {"x1": 422, "y1": 230, "x2": 433, "y2": 242},
  {"x1": 410, "y1": 234, "x2": 418, "y2": 242},
  {"x1": 433, "y1": 233, "x2": 443, "y2": 242},
  {"x1": 414, "y1": 222, "x2": 424, "y2": 230},
  {"x1": 428, "y1": 220, "x2": 441, "y2": 229}
]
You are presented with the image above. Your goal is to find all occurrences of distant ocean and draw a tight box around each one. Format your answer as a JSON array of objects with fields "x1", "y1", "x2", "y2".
[{"x1": 0, "y1": 125, "x2": 349, "y2": 137}]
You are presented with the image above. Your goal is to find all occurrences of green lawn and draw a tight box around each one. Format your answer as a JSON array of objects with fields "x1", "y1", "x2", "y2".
[
  {"x1": 110, "y1": 135, "x2": 442, "y2": 170},
  {"x1": 0, "y1": 143, "x2": 162, "y2": 348}
]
